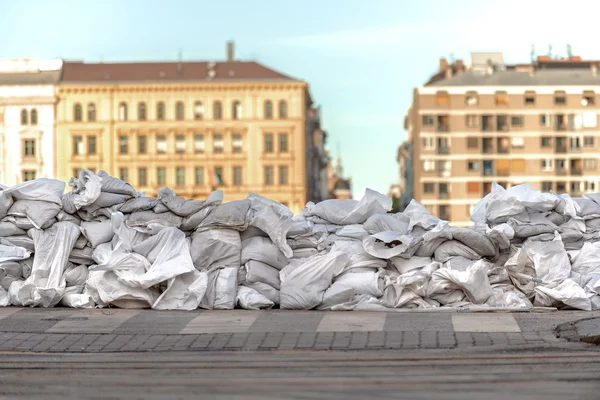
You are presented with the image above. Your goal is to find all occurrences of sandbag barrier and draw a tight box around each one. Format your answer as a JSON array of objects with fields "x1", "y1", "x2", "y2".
[{"x1": 0, "y1": 171, "x2": 599, "y2": 311}]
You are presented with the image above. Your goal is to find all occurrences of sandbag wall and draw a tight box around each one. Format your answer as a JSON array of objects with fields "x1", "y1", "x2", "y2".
[{"x1": 0, "y1": 171, "x2": 599, "y2": 311}]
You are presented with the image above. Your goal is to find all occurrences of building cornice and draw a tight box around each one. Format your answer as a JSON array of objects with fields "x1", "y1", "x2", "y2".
[{"x1": 418, "y1": 86, "x2": 600, "y2": 95}]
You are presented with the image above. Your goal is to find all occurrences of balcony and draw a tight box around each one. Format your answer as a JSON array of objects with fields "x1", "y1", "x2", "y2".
[
  {"x1": 438, "y1": 192, "x2": 449, "y2": 199},
  {"x1": 571, "y1": 168, "x2": 583, "y2": 176},
  {"x1": 555, "y1": 140, "x2": 567, "y2": 153},
  {"x1": 556, "y1": 168, "x2": 568, "y2": 176},
  {"x1": 436, "y1": 125, "x2": 449, "y2": 133},
  {"x1": 497, "y1": 170, "x2": 510, "y2": 177},
  {"x1": 482, "y1": 146, "x2": 494, "y2": 154},
  {"x1": 437, "y1": 169, "x2": 450, "y2": 178},
  {"x1": 437, "y1": 147, "x2": 450, "y2": 155},
  {"x1": 482, "y1": 169, "x2": 494, "y2": 177},
  {"x1": 497, "y1": 146, "x2": 509, "y2": 154}
]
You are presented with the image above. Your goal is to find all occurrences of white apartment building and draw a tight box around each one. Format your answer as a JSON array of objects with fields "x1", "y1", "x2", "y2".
[{"x1": 0, "y1": 58, "x2": 62, "y2": 185}]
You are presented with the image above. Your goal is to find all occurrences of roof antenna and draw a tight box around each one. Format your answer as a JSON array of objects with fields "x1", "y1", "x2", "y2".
[
  {"x1": 177, "y1": 49, "x2": 183, "y2": 73},
  {"x1": 566, "y1": 44, "x2": 573, "y2": 59},
  {"x1": 530, "y1": 44, "x2": 536, "y2": 63},
  {"x1": 547, "y1": 44, "x2": 553, "y2": 58}
]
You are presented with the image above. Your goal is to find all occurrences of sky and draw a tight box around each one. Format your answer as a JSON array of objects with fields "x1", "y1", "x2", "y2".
[{"x1": 2, "y1": 0, "x2": 600, "y2": 199}]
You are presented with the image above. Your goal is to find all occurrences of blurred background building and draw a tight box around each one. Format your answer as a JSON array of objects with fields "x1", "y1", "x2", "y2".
[
  {"x1": 0, "y1": 58, "x2": 62, "y2": 185},
  {"x1": 399, "y1": 49, "x2": 600, "y2": 226}
]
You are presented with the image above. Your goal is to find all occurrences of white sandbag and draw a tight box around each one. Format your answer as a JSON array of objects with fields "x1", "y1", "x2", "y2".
[
  {"x1": 180, "y1": 206, "x2": 217, "y2": 231},
  {"x1": 13, "y1": 221, "x2": 80, "y2": 307},
  {"x1": 389, "y1": 256, "x2": 433, "y2": 274},
  {"x1": 201, "y1": 266, "x2": 238, "y2": 310},
  {"x1": 73, "y1": 234, "x2": 88, "y2": 250},
  {"x1": 534, "y1": 279, "x2": 591, "y2": 310},
  {"x1": 190, "y1": 229, "x2": 241, "y2": 271},
  {"x1": 86, "y1": 269, "x2": 159, "y2": 308},
  {"x1": 0, "y1": 190, "x2": 13, "y2": 220},
  {"x1": 292, "y1": 248, "x2": 318, "y2": 259},
  {"x1": 0, "y1": 244, "x2": 31, "y2": 263},
  {"x1": 8, "y1": 200, "x2": 61, "y2": 230},
  {"x1": 240, "y1": 226, "x2": 269, "y2": 241},
  {"x1": 241, "y1": 236, "x2": 288, "y2": 270},
  {"x1": 287, "y1": 236, "x2": 320, "y2": 249},
  {"x1": 236, "y1": 285, "x2": 274, "y2": 310},
  {"x1": 0, "y1": 286, "x2": 9, "y2": 306},
  {"x1": 317, "y1": 282, "x2": 355, "y2": 310},
  {"x1": 331, "y1": 240, "x2": 386, "y2": 272},
  {"x1": 69, "y1": 246, "x2": 94, "y2": 265},
  {"x1": 0, "y1": 221, "x2": 26, "y2": 237},
  {"x1": 304, "y1": 188, "x2": 391, "y2": 225},
  {"x1": 242, "y1": 281, "x2": 280, "y2": 304},
  {"x1": 0, "y1": 261, "x2": 22, "y2": 279},
  {"x1": 433, "y1": 240, "x2": 481, "y2": 263},
  {"x1": 64, "y1": 264, "x2": 88, "y2": 287},
  {"x1": 80, "y1": 220, "x2": 114, "y2": 247},
  {"x1": 67, "y1": 169, "x2": 102, "y2": 210},
  {"x1": 449, "y1": 228, "x2": 497, "y2": 257},
  {"x1": 280, "y1": 250, "x2": 349, "y2": 310},
  {"x1": 119, "y1": 197, "x2": 159, "y2": 214},
  {"x1": 153, "y1": 269, "x2": 208, "y2": 310},
  {"x1": 97, "y1": 170, "x2": 137, "y2": 196},
  {"x1": 197, "y1": 200, "x2": 251, "y2": 231},
  {"x1": 574, "y1": 198, "x2": 600, "y2": 218},
  {"x1": 56, "y1": 210, "x2": 81, "y2": 225},
  {"x1": 158, "y1": 187, "x2": 221, "y2": 217},
  {"x1": 126, "y1": 210, "x2": 183, "y2": 233},
  {"x1": 430, "y1": 260, "x2": 494, "y2": 304},
  {"x1": 486, "y1": 288, "x2": 533, "y2": 308},
  {"x1": 334, "y1": 270, "x2": 384, "y2": 297},
  {"x1": 404, "y1": 200, "x2": 441, "y2": 231},
  {"x1": 0, "y1": 237, "x2": 34, "y2": 252},
  {"x1": 571, "y1": 242, "x2": 600, "y2": 276},
  {"x1": 244, "y1": 260, "x2": 281, "y2": 289},
  {"x1": 413, "y1": 222, "x2": 452, "y2": 257},
  {"x1": 2, "y1": 178, "x2": 65, "y2": 206},
  {"x1": 288, "y1": 218, "x2": 314, "y2": 238},
  {"x1": 363, "y1": 231, "x2": 422, "y2": 259},
  {"x1": 60, "y1": 293, "x2": 95, "y2": 308},
  {"x1": 523, "y1": 232, "x2": 571, "y2": 285},
  {"x1": 363, "y1": 213, "x2": 409, "y2": 234},
  {"x1": 336, "y1": 224, "x2": 369, "y2": 240},
  {"x1": 246, "y1": 193, "x2": 294, "y2": 258}
]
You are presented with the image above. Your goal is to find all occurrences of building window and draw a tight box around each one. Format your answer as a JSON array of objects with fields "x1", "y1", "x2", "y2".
[
  {"x1": 511, "y1": 115, "x2": 524, "y2": 127},
  {"x1": 138, "y1": 102, "x2": 146, "y2": 121},
  {"x1": 582, "y1": 91, "x2": 595, "y2": 106},
  {"x1": 213, "y1": 134, "x2": 224, "y2": 153},
  {"x1": 542, "y1": 181, "x2": 553, "y2": 192},
  {"x1": 554, "y1": 91, "x2": 567, "y2": 105},
  {"x1": 138, "y1": 135, "x2": 147, "y2": 154},
  {"x1": 176, "y1": 101, "x2": 184, "y2": 120},
  {"x1": 279, "y1": 133, "x2": 288, "y2": 152},
  {"x1": 157, "y1": 102, "x2": 165, "y2": 120},
  {"x1": 584, "y1": 158, "x2": 597, "y2": 170},
  {"x1": 20, "y1": 108, "x2": 28, "y2": 125},
  {"x1": 213, "y1": 101, "x2": 222, "y2": 120},
  {"x1": 138, "y1": 168, "x2": 147, "y2": 186},
  {"x1": 23, "y1": 140, "x2": 35, "y2": 157},
  {"x1": 540, "y1": 159, "x2": 554, "y2": 172},
  {"x1": 232, "y1": 101, "x2": 242, "y2": 120},
  {"x1": 556, "y1": 182, "x2": 566, "y2": 193},
  {"x1": 556, "y1": 159, "x2": 566, "y2": 171},
  {"x1": 422, "y1": 115, "x2": 434, "y2": 126},
  {"x1": 232, "y1": 133, "x2": 243, "y2": 153},
  {"x1": 439, "y1": 183, "x2": 449, "y2": 197},
  {"x1": 423, "y1": 160, "x2": 435, "y2": 172},
  {"x1": 584, "y1": 136, "x2": 595, "y2": 147},
  {"x1": 423, "y1": 183, "x2": 435, "y2": 194},
  {"x1": 279, "y1": 165, "x2": 288, "y2": 185},
  {"x1": 30, "y1": 109, "x2": 38, "y2": 125},
  {"x1": 422, "y1": 136, "x2": 435, "y2": 150},
  {"x1": 541, "y1": 137, "x2": 552, "y2": 147},
  {"x1": 83, "y1": 104, "x2": 94, "y2": 122},
  {"x1": 195, "y1": 167, "x2": 204, "y2": 185},
  {"x1": 279, "y1": 100, "x2": 287, "y2": 118},
  {"x1": 483, "y1": 160, "x2": 494, "y2": 176},
  {"x1": 467, "y1": 182, "x2": 481, "y2": 194},
  {"x1": 539, "y1": 113, "x2": 552, "y2": 127},
  {"x1": 264, "y1": 100, "x2": 273, "y2": 119},
  {"x1": 583, "y1": 112, "x2": 597, "y2": 128},
  {"x1": 157, "y1": 167, "x2": 166, "y2": 185},
  {"x1": 22, "y1": 170, "x2": 36, "y2": 181},
  {"x1": 233, "y1": 166, "x2": 242, "y2": 186},
  {"x1": 496, "y1": 115, "x2": 508, "y2": 132},
  {"x1": 176, "y1": 134, "x2": 185, "y2": 153},
  {"x1": 264, "y1": 166, "x2": 274, "y2": 185},
  {"x1": 466, "y1": 115, "x2": 479, "y2": 128},
  {"x1": 176, "y1": 167, "x2": 185, "y2": 186},
  {"x1": 467, "y1": 160, "x2": 479, "y2": 171},
  {"x1": 525, "y1": 91, "x2": 536, "y2": 105},
  {"x1": 465, "y1": 91, "x2": 478, "y2": 106},
  {"x1": 495, "y1": 91, "x2": 509, "y2": 105},
  {"x1": 73, "y1": 104, "x2": 82, "y2": 122},
  {"x1": 194, "y1": 101, "x2": 204, "y2": 120},
  {"x1": 119, "y1": 168, "x2": 128, "y2": 182},
  {"x1": 118, "y1": 103, "x2": 128, "y2": 121},
  {"x1": 511, "y1": 137, "x2": 525, "y2": 148},
  {"x1": 264, "y1": 133, "x2": 274, "y2": 152},
  {"x1": 73, "y1": 136, "x2": 83, "y2": 155},
  {"x1": 511, "y1": 159, "x2": 525, "y2": 173},
  {"x1": 214, "y1": 167, "x2": 224, "y2": 186},
  {"x1": 435, "y1": 91, "x2": 449, "y2": 106},
  {"x1": 194, "y1": 134, "x2": 205, "y2": 153},
  {"x1": 87, "y1": 136, "x2": 96, "y2": 155},
  {"x1": 119, "y1": 136, "x2": 128, "y2": 154},
  {"x1": 436, "y1": 115, "x2": 449, "y2": 132},
  {"x1": 467, "y1": 137, "x2": 479, "y2": 149},
  {"x1": 156, "y1": 135, "x2": 167, "y2": 154}
]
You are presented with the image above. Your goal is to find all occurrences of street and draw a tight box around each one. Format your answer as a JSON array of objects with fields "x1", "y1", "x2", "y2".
[{"x1": 0, "y1": 308, "x2": 598, "y2": 399}]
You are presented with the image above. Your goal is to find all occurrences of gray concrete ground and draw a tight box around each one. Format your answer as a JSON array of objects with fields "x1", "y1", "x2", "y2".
[{"x1": 0, "y1": 308, "x2": 599, "y2": 399}]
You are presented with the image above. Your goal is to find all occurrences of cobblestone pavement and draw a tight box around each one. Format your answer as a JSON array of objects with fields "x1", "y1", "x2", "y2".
[
  {"x1": 556, "y1": 316, "x2": 600, "y2": 344},
  {"x1": 0, "y1": 308, "x2": 597, "y2": 353}
]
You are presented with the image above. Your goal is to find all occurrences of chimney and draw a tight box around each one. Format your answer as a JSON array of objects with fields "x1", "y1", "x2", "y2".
[
  {"x1": 227, "y1": 41, "x2": 235, "y2": 62},
  {"x1": 456, "y1": 59, "x2": 464, "y2": 74},
  {"x1": 445, "y1": 67, "x2": 453, "y2": 80},
  {"x1": 486, "y1": 58, "x2": 494, "y2": 75},
  {"x1": 439, "y1": 57, "x2": 448, "y2": 72}
]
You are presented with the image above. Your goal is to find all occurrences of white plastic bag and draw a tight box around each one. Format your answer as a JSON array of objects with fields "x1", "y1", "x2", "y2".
[
  {"x1": 241, "y1": 236, "x2": 288, "y2": 270},
  {"x1": 236, "y1": 285, "x2": 274, "y2": 310},
  {"x1": 304, "y1": 188, "x2": 391, "y2": 225}
]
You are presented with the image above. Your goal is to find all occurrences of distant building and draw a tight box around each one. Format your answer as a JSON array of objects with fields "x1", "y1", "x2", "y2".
[
  {"x1": 55, "y1": 42, "x2": 329, "y2": 213},
  {"x1": 406, "y1": 50, "x2": 600, "y2": 226},
  {"x1": 0, "y1": 58, "x2": 62, "y2": 185},
  {"x1": 327, "y1": 152, "x2": 352, "y2": 199}
]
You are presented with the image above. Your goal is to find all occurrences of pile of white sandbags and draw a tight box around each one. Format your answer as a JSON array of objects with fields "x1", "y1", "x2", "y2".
[{"x1": 0, "y1": 171, "x2": 599, "y2": 311}]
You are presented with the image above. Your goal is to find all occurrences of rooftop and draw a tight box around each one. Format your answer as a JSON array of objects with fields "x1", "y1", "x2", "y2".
[
  {"x1": 0, "y1": 70, "x2": 62, "y2": 85},
  {"x1": 61, "y1": 61, "x2": 298, "y2": 83}
]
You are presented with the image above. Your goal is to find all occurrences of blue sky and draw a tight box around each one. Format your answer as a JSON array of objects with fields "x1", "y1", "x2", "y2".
[{"x1": 2, "y1": 0, "x2": 599, "y2": 199}]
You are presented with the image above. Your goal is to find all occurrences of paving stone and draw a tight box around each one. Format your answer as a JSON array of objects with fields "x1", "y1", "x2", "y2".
[
  {"x1": 47, "y1": 334, "x2": 85, "y2": 352},
  {"x1": 208, "y1": 334, "x2": 233, "y2": 351},
  {"x1": 190, "y1": 334, "x2": 214, "y2": 349},
  {"x1": 348, "y1": 332, "x2": 369, "y2": 350},
  {"x1": 472, "y1": 333, "x2": 493, "y2": 346},
  {"x1": 402, "y1": 331, "x2": 419, "y2": 348},
  {"x1": 455, "y1": 332, "x2": 474, "y2": 346},
  {"x1": 31, "y1": 334, "x2": 67, "y2": 352},
  {"x1": 171, "y1": 335, "x2": 199, "y2": 351},
  {"x1": 83, "y1": 334, "x2": 117, "y2": 352},
  {"x1": 314, "y1": 332, "x2": 334, "y2": 350},
  {"x1": 366, "y1": 332, "x2": 385, "y2": 348},
  {"x1": 138, "y1": 335, "x2": 167, "y2": 351},
  {"x1": 488, "y1": 332, "x2": 509, "y2": 346},
  {"x1": 260, "y1": 332, "x2": 284, "y2": 349},
  {"x1": 330, "y1": 332, "x2": 352, "y2": 349},
  {"x1": 241, "y1": 332, "x2": 266, "y2": 350},
  {"x1": 295, "y1": 332, "x2": 317, "y2": 349},
  {"x1": 13, "y1": 334, "x2": 48, "y2": 351},
  {"x1": 277, "y1": 332, "x2": 300, "y2": 350},
  {"x1": 116, "y1": 335, "x2": 148, "y2": 352},
  {"x1": 224, "y1": 333, "x2": 249, "y2": 349},
  {"x1": 420, "y1": 331, "x2": 437, "y2": 348},
  {"x1": 384, "y1": 332, "x2": 403, "y2": 349},
  {"x1": 153, "y1": 335, "x2": 183, "y2": 351},
  {"x1": 67, "y1": 334, "x2": 102, "y2": 352}
]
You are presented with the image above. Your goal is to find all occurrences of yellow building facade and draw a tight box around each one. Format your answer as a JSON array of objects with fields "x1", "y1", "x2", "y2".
[{"x1": 56, "y1": 59, "x2": 316, "y2": 213}]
